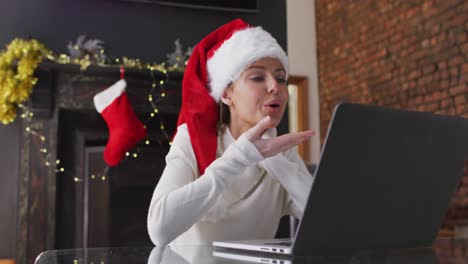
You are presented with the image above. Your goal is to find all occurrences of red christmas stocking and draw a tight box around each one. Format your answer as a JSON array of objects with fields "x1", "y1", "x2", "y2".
[{"x1": 93, "y1": 79, "x2": 147, "y2": 166}]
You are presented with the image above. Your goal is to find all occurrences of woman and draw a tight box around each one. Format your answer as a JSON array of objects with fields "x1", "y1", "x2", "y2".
[{"x1": 147, "y1": 19, "x2": 315, "y2": 246}]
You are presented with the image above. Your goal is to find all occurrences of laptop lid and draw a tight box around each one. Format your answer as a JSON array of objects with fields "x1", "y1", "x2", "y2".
[{"x1": 292, "y1": 102, "x2": 468, "y2": 255}]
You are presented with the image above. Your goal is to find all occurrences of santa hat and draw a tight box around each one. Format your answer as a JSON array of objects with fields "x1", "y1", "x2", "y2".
[{"x1": 176, "y1": 18, "x2": 288, "y2": 175}]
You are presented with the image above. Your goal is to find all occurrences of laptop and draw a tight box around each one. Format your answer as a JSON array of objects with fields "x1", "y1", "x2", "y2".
[
  {"x1": 213, "y1": 102, "x2": 468, "y2": 256},
  {"x1": 212, "y1": 246, "x2": 439, "y2": 264}
]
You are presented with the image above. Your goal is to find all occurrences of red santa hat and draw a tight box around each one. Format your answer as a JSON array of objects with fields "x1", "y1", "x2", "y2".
[{"x1": 176, "y1": 18, "x2": 288, "y2": 175}]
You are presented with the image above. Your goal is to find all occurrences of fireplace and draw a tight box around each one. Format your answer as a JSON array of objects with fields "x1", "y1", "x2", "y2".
[{"x1": 16, "y1": 64, "x2": 182, "y2": 264}]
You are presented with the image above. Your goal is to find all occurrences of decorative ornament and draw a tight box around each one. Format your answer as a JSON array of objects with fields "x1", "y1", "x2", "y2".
[
  {"x1": 166, "y1": 39, "x2": 193, "y2": 72},
  {"x1": 67, "y1": 35, "x2": 107, "y2": 70}
]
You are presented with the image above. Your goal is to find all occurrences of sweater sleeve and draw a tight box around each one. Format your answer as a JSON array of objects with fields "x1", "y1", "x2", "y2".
[
  {"x1": 147, "y1": 124, "x2": 264, "y2": 246},
  {"x1": 259, "y1": 149, "x2": 314, "y2": 219}
]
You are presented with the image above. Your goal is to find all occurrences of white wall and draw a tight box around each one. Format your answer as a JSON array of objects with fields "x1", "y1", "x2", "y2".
[{"x1": 286, "y1": 0, "x2": 320, "y2": 163}]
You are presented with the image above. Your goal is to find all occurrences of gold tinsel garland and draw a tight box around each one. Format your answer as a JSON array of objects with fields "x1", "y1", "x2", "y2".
[
  {"x1": 0, "y1": 39, "x2": 50, "y2": 124},
  {"x1": 0, "y1": 38, "x2": 183, "y2": 125}
]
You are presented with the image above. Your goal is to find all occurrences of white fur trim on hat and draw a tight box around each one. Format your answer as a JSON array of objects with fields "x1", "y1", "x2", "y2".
[
  {"x1": 94, "y1": 79, "x2": 126, "y2": 113},
  {"x1": 207, "y1": 26, "x2": 289, "y2": 102}
]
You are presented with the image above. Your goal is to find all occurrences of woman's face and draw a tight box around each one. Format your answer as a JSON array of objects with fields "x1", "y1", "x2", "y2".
[{"x1": 222, "y1": 57, "x2": 288, "y2": 133}]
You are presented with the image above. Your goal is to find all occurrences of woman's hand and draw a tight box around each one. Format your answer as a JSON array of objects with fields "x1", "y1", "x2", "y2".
[{"x1": 244, "y1": 116, "x2": 315, "y2": 158}]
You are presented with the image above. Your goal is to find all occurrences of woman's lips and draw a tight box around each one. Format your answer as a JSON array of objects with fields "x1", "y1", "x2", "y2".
[{"x1": 263, "y1": 100, "x2": 282, "y2": 112}]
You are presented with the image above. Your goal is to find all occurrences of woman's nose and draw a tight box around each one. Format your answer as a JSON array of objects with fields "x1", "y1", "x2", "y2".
[{"x1": 267, "y1": 77, "x2": 279, "y2": 93}]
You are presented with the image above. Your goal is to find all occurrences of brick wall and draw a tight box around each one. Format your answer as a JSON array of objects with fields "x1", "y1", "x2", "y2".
[{"x1": 316, "y1": 0, "x2": 467, "y2": 230}]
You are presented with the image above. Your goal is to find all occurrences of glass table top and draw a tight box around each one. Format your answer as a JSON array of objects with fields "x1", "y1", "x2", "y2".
[{"x1": 35, "y1": 238, "x2": 468, "y2": 264}]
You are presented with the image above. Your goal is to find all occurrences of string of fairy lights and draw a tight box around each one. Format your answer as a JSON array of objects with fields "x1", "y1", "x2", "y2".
[{"x1": 19, "y1": 103, "x2": 65, "y2": 173}]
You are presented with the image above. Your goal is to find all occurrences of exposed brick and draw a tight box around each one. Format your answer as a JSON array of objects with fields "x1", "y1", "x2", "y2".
[
  {"x1": 449, "y1": 13, "x2": 466, "y2": 28},
  {"x1": 462, "y1": 43, "x2": 468, "y2": 53},
  {"x1": 424, "y1": 75, "x2": 433, "y2": 84},
  {"x1": 454, "y1": 95, "x2": 466, "y2": 104},
  {"x1": 457, "y1": 32, "x2": 467, "y2": 44},
  {"x1": 438, "y1": 61, "x2": 448, "y2": 70},
  {"x1": 316, "y1": 0, "x2": 467, "y2": 230},
  {"x1": 447, "y1": 107, "x2": 457, "y2": 115},
  {"x1": 421, "y1": 39, "x2": 430, "y2": 48},
  {"x1": 453, "y1": 244, "x2": 464, "y2": 257},
  {"x1": 423, "y1": 64, "x2": 437, "y2": 74},
  {"x1": 456, "y1": 104, "x2": 466, "y2": 115},
  {"x1": 441, "y1": 80, "x2": 450, "y2": 88},
  {"x1": 449, "y1": 56, "x2": 465, "y2": 66},
  {"x1": 441, "y1": 98, "x2": 454, "y2": 108},
  {"x1": 441, "y1": 70, "x2": 450, "y2": 80},
  {"x1": 462, "y1": 63, "x2": 468, "y2": 74},
  {"x1": 450, "y1": 67, "x2": 460, "y2": 77},
  {"x1": 409, "y1": 70, "x2": 422, "y2": 79},
  {"x1": 456, "y1": 186, "x2": 468, "y2": 197}
]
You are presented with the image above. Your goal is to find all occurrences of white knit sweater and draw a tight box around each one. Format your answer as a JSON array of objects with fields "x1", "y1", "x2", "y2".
[{"x1": 147, "y1": 124, "x2": 314, "y2": 246}]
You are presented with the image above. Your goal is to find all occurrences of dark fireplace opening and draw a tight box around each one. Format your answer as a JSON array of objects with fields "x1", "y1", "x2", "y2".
[{"x1": 55, "y1": 108, "x2": 178, "y2": 249}]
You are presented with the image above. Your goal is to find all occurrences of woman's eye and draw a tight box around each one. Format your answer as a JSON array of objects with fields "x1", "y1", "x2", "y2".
[
  {"x1": 276, "y1": 77, "x2": 287, "y2": 84},
  {"x1": 250, "y1": 76, "x2": 265, "y2": 82}
]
